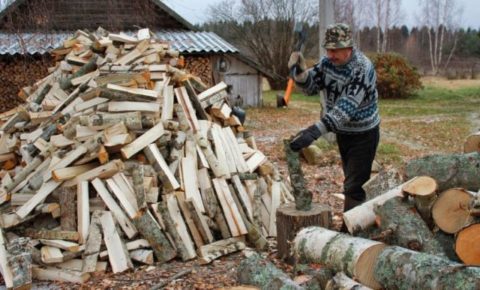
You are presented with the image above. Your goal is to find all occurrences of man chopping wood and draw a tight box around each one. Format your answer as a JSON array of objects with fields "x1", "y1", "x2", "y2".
[{"x1": 288, "y1": 23, "x2": 380, "y2": 229}]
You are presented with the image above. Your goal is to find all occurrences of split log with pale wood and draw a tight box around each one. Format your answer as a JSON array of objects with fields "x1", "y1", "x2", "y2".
[{"x1": 0, "y1": 28, "x2": 293, "y2": 286}]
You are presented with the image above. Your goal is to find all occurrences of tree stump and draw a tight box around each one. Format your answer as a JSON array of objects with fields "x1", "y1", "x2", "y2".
[
  {"x1": 455, "y1": 223, "x2": 480, "y2": 265},
  {"x1": 276, "y1": 203, "x2": 331, "y2": 263},
  {"x1": 432, "y1": 188, "x2": 475, "y2": 233},
  {"x1": 374, "y1": 246, "x2": 480, "y2": 290}
]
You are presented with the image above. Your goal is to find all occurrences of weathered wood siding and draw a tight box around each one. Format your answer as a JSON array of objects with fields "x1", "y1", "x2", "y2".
[{"x1": 212, "y1": 55, "x2": 262, "y2": 107}]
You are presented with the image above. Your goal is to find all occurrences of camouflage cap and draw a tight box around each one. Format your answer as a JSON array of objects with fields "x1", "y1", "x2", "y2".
[{"x1": 323, "y1": 23, "x2": 354, "y2": 49}]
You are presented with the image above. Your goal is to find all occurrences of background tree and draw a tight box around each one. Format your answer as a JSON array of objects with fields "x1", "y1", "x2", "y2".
[{"x1": 205, "y1": 0, "x2": 319, "y2": 88}]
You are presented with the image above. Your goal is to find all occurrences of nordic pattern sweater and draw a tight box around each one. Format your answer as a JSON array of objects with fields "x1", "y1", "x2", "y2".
[{"x1": 297, "y1": 49, "x2": 380, "y2": 135}]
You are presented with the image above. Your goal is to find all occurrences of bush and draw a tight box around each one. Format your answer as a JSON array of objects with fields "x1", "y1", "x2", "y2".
[{"x1": 370, "y1": 53, "x2": 422, "y2": 99}]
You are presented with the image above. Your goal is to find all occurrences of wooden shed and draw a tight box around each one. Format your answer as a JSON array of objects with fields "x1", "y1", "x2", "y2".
[{"x1": 0, "y1": 0, "x2": 275, "y2": 111}]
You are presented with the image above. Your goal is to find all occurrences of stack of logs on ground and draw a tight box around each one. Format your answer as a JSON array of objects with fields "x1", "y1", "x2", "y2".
[
  {"x1": 239, "y1": 150, "x2": 480, "y2": 289},
  {"x1": 0, "y1": 28, "x2": 294, "y2": 288}
]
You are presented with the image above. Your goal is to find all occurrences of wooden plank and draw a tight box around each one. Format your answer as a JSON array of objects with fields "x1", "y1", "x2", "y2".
[
  {"x1": 161, "y1": 85, "x2": 174, "y2": 121},
  {"x1": 112, "y1": 173, "x2": 138, "y2": 210},
  {"x1": 23, "y1": 229, "x2": 79, "y2": 241},
  {"x1": 212, "y1": 178, "x2": 248, "y2": 237},
  {"x1": 246, "y1": 151, "x2": 267, "y2": 173},
  {"x1": 144, "y1": 144, "x2": 180, "y2": 190},
  {"x1": 108, "y1": 101, "x2": 160, "y2": 113},
  {"x1": 269, "y1": 181, "x2": 281, "y2": 237},
  {"x1": 41, "y1": 246, "x2": 64, "y2": 264},
  {"x1": 50, "y1": 134, "x2": 75, "y2": 148},
  {"x1": 74, "y1": 97, "x2": 108, "y2": 112},
  {"x1": 165, "y1": 194, "x2": 196, "y2": 260},
  {"x1": 121, "y1": 122, "x2": 165, "y2": 159},
  {"x1": 197, "y1": 81, "x2": 227, "y2": 101},
  {"x1": 174, "y1": 86, "x2": 200, "y2": 132},
  {"x1": 32, "y1": 266, "x2": 90, "y2": 283},
  {"x1": 211, "y1": 124, "x2": 236, "y2": 175},
  {"x1": 105, "y1": 178, "x2": 138, "y2": 219},
  {"x1": 100, "y1": 211, "x2": 133, "y2": 273},
  {"x1": 16, "y1": 180, "x2": 61, "y2": 218},
  {"x1": 186, "y1": 199, "x2": 215, "y2": 244},
  {"x1": 60, "y1": 187, "x2": 77, "y2": 231},
  {"x1": 232, "y1": 175, "x2": 253, "y2": 221},
  {"x1": 91, "y1": 178, "x2": 137, "y2": 239},
  {"x1": 197, "y1": 237, "x2": 246, "y2": 265},
  {"x1": 55, "y1": 259, "x2": 107, "y2": 272},
  {"x1": 99, "y1": 239, "x2": 151, "y2": 258},
  {"x1": 82, "y1": 211, "x2": 102, "y2": 273},
  {"x1": 64, "y1": 159, "x2": 124, "y2": 187},
  {"x1": 77, "y1": 181, "x2": 90, "y2": 244},
  {"x1": 52, "y1": 163, "x2": 98, "y2": 182},
  {"x1": 107, "y1": 83, "x2": 158, "y2": 100},
  {"x1": 175, "y1": 191, "x2": 204, "y2": 248},
  {"x1": 222, "y1": 127, "x2": 249, "y2": 173},
  {"x1": 181, "y1": 156, "x2": 205, "y2": 213},
  {"x1": 39, "y1": 240, "x2": 81, "y2": 252}
]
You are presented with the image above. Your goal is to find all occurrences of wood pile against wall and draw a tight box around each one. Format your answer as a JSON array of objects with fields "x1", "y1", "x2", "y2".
[
  {"x1": 0, "y1": 28, "x2": 293, "y2": 287},
  {"x1": 0, "y1": 55, "x2": 54, "y2": 112},
  {"x1": 184, "y1": 56, "x2": 213, "y2": 87}
]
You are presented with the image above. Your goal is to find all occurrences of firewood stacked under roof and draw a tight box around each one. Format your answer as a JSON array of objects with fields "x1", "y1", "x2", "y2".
[{"x1": 0, "y1": 28, "x2": 293, "y2": 287}]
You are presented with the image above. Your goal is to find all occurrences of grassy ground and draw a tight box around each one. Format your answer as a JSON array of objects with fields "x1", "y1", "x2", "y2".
[{"x1": 250, "y1": 79, "x2": 480, "y2": 169}]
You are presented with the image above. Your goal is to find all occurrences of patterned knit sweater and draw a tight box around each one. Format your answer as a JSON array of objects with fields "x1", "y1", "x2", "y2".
[{"x1": 297, "y1": 49, "x2": 380, "y2": 135}]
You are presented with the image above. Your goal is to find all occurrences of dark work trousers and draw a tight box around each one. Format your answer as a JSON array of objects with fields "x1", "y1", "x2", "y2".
[{"x1": 336, "y1": 126, "x2": 380, "y2": 203}]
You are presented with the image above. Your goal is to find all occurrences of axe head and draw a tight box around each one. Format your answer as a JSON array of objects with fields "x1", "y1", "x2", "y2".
[{"x1": 293, "y1": 22, "x2": 307, "y2": 52}]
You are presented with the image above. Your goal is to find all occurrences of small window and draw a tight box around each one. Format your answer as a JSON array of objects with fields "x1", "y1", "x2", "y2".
[{"x1": 217, "y1": 56, "x2": 230, "y2": 73}]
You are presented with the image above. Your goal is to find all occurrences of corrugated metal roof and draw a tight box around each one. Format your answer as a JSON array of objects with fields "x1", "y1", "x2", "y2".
[{"x1": 0, "y1": 30, "x2": 238, "y2": 55}]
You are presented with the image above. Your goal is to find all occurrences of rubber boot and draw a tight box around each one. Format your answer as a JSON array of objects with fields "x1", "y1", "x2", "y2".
[{"x1": 340, "y1": 195, "x2": 365, "y2": 233}]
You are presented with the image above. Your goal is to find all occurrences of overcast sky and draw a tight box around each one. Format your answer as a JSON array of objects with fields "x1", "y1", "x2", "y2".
[{"x1": 163, "y1": 0, "x2": 480, "y2": 29}]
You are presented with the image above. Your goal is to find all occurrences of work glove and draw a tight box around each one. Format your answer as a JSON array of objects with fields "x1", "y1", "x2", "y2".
[
  {"x1": 288, "y1": 52, "x2": 308, "y2": 83},
  {"x1": 290, "y1": 124, "x2": 322, "y2": 152}
]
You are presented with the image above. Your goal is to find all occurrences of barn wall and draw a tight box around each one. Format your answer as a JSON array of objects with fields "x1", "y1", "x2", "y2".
[{"x1": 211, "y1": 55, "x2": 262, "y2": 107}]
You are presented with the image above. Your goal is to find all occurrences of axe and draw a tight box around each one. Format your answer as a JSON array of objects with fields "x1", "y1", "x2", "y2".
[{"x1": 277, "y1": 22, "x2": 307, "y2": 108}]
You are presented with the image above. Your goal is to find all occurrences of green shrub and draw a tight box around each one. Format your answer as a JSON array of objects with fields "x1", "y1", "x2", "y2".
[{"x1": 370, "y1": 53, "x2": 422, "y2": 99}]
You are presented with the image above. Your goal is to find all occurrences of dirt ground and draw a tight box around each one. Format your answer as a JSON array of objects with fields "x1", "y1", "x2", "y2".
[{"x1": 16, "y1": 77, "x2": 480, "y2": 289}]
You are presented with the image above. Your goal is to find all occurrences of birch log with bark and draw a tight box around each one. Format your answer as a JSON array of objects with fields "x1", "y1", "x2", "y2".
[
  {"x1": 405, "y1": 152, "x2": 480, "y2": 191},
  {"x1": 374, "y1": 246, "x2": 480, "y2": 290},
  {"x1": 293, "y1": 227, "x2": 385, "y2": 289}
]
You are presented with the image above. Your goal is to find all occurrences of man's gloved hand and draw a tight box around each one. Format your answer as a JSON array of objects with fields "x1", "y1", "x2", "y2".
[
  {"x1": 288, "y1": 52, "x2": 308, "y2": 83},
  {"x1": 290, "y1": 124, "x2": 322, "y2": 152}
]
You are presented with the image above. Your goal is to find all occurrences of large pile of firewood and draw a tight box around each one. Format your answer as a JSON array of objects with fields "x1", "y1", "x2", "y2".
[{"x1": 0, "y1": 28, "x2": 293, "y2": 288}]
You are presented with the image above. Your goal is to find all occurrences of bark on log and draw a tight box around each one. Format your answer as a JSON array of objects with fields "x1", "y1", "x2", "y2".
[
  {"x1": 433, "y1": 230, "x2": 459, "y2": 262},
  {"x1": 402, "y1": 176, "x2": 438, "y2": 228},
  {"x1": 373, "y1": 197, "x2": 446, "y2": 257},
  {"x1": 363, "y1": 167, "x2": 403, "y2": 201},
  {"x1": 293, "y1": 227, "x2": 385, "y2": 289},
  {"x1": 6, "y1": 237, "x2": 32, "y2": 289},
  {"x1": 325, "y1": 272, "x2": 372, "y2": 290},
  {"x1": 237, "y1": 253, "x2": 305, "y2": 290},
  {"x1": 464, "y1": 131, "x2": 480, "y2": 153},
  {"x1": 276, "y1": 203, "x2": 331, "y2": 263},
  {"x1": 283, "y1": 139, "x2": 312, "y2": 211},
  {"x1": 455, "y1": 223, "x2": 480, "y2": 265},
  {"x1": 432, "y1": 188, "x2": 476, "y2": 233},
  {"x1": 132, "y1": 209, "x2": 176, "y2": 264},
  {"x1": 374, "y1": 246, "x2": 480, "y2": 290},
  {"x1": 60, "y1": 187, "x2": 77, "y2": 231},
  {"x1": 405, "y1": 152, "x2": 480, "y2": 191}
]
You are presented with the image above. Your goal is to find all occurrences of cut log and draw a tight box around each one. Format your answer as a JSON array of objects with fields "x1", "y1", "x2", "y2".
[
  {"x1": 100, "y1": 211, "x2": 133, "y2": 273},
  {"x1": 130, "y1": 249, "x2": 154, "y2": 265},
  {"x1": 198, "y1": 237, "x2": 246, "y2": 265},
  {"x1": 132, "y1": 209, "x2": 177, "y2": 264},
  {"x1": 23, "y1": 229, "x2": 79, "y2": 241},
  {"x1": 121, "y1": 122, "x2": 165, "y2": 159},
  {"x1": 363, "y1": 168, "x2": 403, "y2": 201},
  {"x1": 406, "y1": 152, "x2": 480, "y2": 191},
  {"x1": 144, "y1": 143, "x2": 180, "y2": 191},
  {"x1": 284, "y1": 139, "x2": 312, "y2": 211},
  {"x1": 373, "y1": 197, "x2": 446, "y2": 256},
  {"x1": 464, "y1": 131, "x2": 480, "y2": 153},
  {"x1": 432, "y1": 188, "x2": 475, "y2": 234},
  {"x1": 60, "y1": 187, "x2": 77, "y2": 231},
  {"x1": 15, "y1": 180, "x2": 62, "y2": 218},
  {"x1": 402, "y1": 175, "x2": 438, "y2": 228},
  {"x1": 77, "y1": 181, "x2": 90, "y2": 244},
  {"x1": 82, "y1": 211, "x2": 103, "y2": 273},
  {"x1": 0, "y1": 229, "x2": 14, "y2": 288},
  {"x1": 32, "y1": 266, "x2": 90, "y2": 284},
  {"x1": 276, "y1": 203, "x2": 331, "y2": 262},
  {"x1": 325, "y1": 272, "x2": 372, "y2": 290},
  {"x1": 343, "y1": 179, "x2": 416, "y2": 234},
  {"x1": 41, "y1": 246, "x2": 64, "y2": 264},
  {"x1": 237, "y1": 253, "x2": 304, "y2": 290},
  {"x1": 6, "y1": 237, "x2": 32, "y2": 288},
  {"x1": 64, "y1": 159, "x2": 124, "y2": 187},
  {"x1": 212, "y1": 178, "x2": 248, "y2": 236},
  {"x1": 293, "y1": 227, "x2": 386, "y2": 289},
  {"x1": 91, "y1": 178, "x2": 137, "y2": 238},
  {"x1": 174, "y1": 191, "x2": 204, "y2": 248},
  {"x1": 455, "y1": 223, "x2": 480, "y2": 265},
  {"x1": 374, "y1": 246, "x2": 480, "y2": 290}
]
